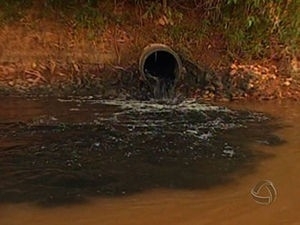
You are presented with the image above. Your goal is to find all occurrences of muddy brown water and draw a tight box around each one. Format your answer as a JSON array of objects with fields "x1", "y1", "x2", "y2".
[{"x1": 0, "y1": 97, "x2": 299, "y2": 224}]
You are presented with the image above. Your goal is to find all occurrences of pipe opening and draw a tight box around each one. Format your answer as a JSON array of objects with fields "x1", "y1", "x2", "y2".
[
  {"x1": 139, "y1": 44, "x2": 182, "y2": 99},
  {"x1": 143, "y1": 51, "x2": 177, "y2": 81}
]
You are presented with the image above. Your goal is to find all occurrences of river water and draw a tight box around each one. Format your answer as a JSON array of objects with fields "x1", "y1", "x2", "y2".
[{"x1": 0, "y1": 97, "x2": 299, "y2": 225}]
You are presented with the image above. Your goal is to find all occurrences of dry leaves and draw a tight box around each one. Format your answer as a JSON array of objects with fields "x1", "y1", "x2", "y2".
[{"x1": 228, "y1": 61, "x2": 297, "y2": 100}]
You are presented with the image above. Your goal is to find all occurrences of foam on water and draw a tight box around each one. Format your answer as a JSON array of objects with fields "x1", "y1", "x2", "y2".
[{"x1": 58, "y1": 98, "x2": 231, "y2": 113}]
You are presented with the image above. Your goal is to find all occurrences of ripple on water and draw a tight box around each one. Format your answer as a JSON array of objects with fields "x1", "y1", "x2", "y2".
[{"x1": 0, "y1": 98, "x2": 283, "y2": 206}]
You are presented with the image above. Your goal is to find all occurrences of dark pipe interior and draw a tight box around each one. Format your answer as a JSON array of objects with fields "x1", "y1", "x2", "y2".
[{"x1": 143, "y1": 51, "x2": 178, "y2": 81}]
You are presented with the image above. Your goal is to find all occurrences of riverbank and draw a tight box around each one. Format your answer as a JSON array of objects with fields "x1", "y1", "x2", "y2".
[{"x1": 0, "y1": 1, "x2": 299, "y2": 100}]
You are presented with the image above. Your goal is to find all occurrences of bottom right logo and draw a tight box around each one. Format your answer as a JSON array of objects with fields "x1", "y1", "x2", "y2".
[{"x1": 251, "y1": 180, "x2": 277, "y2": 205}]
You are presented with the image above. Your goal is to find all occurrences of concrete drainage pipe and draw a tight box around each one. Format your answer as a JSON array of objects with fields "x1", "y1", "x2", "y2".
[{"x1": 139, "y1": 44, "x2": 183, "y2": 99}]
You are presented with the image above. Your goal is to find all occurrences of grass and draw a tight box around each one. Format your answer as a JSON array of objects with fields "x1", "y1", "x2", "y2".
[
  {"x1": 0, "y1": 0, "x2": 299, "y2": 69},
  {"x1": 0, "y1": 0, "x2": 31, "y2": 24}
]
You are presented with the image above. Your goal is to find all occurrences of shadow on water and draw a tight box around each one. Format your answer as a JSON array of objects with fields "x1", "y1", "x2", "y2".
[{"x1": 0, "y1": 97, "x2": 285, "y2": 207}]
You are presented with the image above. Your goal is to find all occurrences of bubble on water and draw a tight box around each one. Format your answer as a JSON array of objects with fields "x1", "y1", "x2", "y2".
[
  {"x1": 198, "y1": 132, "x2": 213, "y2": 140},
  {"x1": 94, "y1": 142, "x2": 100, "y2": 147},
  {"x1": 60, "y1": 98, "x2": 231, "y2": 114},
  {"x1": 69, "y1": 108, "x2": 80, "y2": 111},
  {"x1": 185, "y1": 129, "x2": 198, "y2": 135},
  {"x1": 222, "y1": 143, "x2": 235, "y2": 157}
]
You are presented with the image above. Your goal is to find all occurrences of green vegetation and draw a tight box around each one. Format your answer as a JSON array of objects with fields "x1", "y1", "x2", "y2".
[
  {"x1": 0, "y1": 0, "x2": 299, "y2": 60},
  {"x1": 0, "y1": 0, "x2": 30, "y2": 23},
  {"x1": 220, "y1": 0, "x2": 300, "y2": 58}
]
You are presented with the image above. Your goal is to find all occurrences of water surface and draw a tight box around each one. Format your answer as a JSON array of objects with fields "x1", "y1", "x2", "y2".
[{"x1": 0, "y1": 97, "x2": 298, "y2": 224}]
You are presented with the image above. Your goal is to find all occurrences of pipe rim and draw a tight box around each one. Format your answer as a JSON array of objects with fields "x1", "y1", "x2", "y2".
[{"x1": 139, "y1": 43, "x2": 183, "y2": 82}]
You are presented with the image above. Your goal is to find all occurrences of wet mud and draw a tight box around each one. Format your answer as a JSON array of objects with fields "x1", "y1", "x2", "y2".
[{"x1": 0, "y1": 97, "x2": 284, "y2": 206}]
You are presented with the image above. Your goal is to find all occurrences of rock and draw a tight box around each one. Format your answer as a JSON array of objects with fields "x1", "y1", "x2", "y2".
[
  {"x1": 283, "y1": 81, "x2": 291, "y2": 86},
  {"x1": 230, "y1": 69, "x2": 237, "y2": 75},
  {"x1": 8, "y1": 81, "x2": 14, "y2": 86}
]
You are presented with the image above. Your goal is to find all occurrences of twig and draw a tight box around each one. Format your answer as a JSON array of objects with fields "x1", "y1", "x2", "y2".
[{"x1": 24, "y1": 70, "x2": 47, "y2": 83}]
